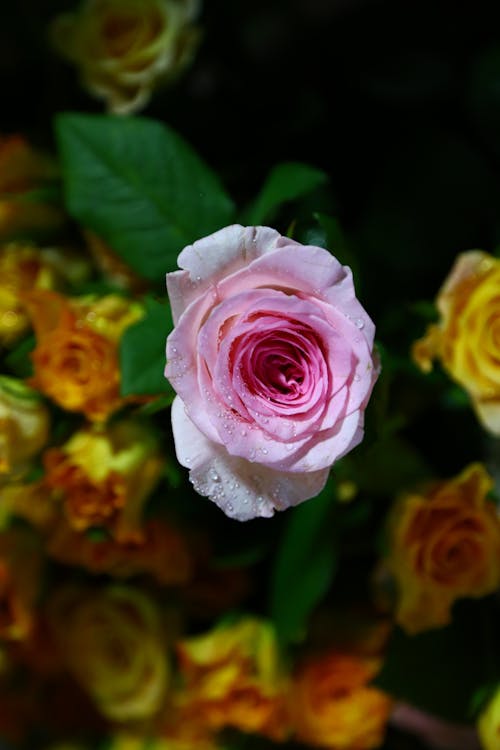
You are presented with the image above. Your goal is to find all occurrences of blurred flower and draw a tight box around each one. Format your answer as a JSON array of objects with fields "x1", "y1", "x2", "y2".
[
  {"x1": 24, "y1": 290, "x2": 142, "y2": 421},
  {"x1": 386, "y1": 463, "x2": 500, "y2": 634},
  {"x1": 104, "y1": 732, "x2": 218, "y2": 750},
  {"x1": 175, "y1": 617, "x2": 291, "y2": 741},
  {"x1": 290, "y1": 650, "x2": 392, "y2": 750},
  {"x1": 51, "y1": 0, "x2": 201, "y2": 115},
  {"x1": 49, "y1": 585, "x2": 169, "y2": 721},
  {"x1": 0, "y1": 243, "x2": 58, "y2": 347},
  {"x1": 43, "y1": 420, "x2": 164, "y2": 542},
  {"x1": 0, "y1": 135, "x2": 64, "y2": 242},
  {"x1": 47, "y1": 518, "x2": 192, "y2": 584},
  {"x1": 478, "y1": 687, "x2": 500, "y2": 750},
  {"x1": 0, "y1": 376, "x2": 49, "y2": 479},
  {"x1": 413, "y1": 250, "x2": 500, "y2": 435},
  {"x1": 0, "y1": 529, "x2": 43, "y2": 642}
]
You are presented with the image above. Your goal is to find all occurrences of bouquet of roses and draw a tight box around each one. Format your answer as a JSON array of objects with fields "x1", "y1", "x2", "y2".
[{"x1": 0, "y1": 2, "x2": 499, "y2": 750}]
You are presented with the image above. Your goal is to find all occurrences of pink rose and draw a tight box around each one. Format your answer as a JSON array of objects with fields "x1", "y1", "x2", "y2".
[{"x1": 165, "y1": 225, "x2": 379, "y2": 521}]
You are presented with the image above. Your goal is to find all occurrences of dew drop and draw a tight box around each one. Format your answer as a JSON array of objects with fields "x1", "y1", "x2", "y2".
[
  {"x1": 354, "y1": 318, "x2": 365, "y2": 329},
  {"x1": 209, "y1": 469, "x2": 220, "y2": 482}
]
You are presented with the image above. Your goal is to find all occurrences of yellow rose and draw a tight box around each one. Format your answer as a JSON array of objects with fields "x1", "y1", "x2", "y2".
[
  {"x1": 0, "y1": 244, "x2": 57, "y2": 347},
  {"x1": 51, "y1": 0, "x2": 200, "y2": 114},
  {"x1": 49, "y1": 585, "x2": 169, "y2": 721},
  {"x1": 386, "y1": 463, "x2": 500, "y2": 634},
  {"x1": 478, "y1": 687, "x2": 500, "y2": 750},
  {"x1": 290, "y1": 650, "x2": 392, "y2": 750},
  {"x1": 413, "y1": 250, "x2": 500, "y2": 435},
  {"x1": 43, "y1": 420, "x2": 163, "y2": 542},
  {"x1": 175, "y1": 618, "x2": 291, "y2": 741},
  {"x1": 24, "y1": 289, "x2": 142, "y2": 421},
  {"x1": 0, "y1": 376, "x2": 49, "y2": 479}
]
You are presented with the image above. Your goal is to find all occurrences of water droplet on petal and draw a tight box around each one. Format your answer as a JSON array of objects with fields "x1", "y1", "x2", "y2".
[{"x1": 354, "y1": 318, "x2": 365, "y2": 329}]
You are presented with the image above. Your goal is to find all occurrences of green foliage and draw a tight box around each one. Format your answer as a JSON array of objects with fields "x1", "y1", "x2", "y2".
[
  {"x1": 55, "y1": 113, "x2": 235, "y2": 281},
  {"x1": 270, "y1": 476, "x2": 338, "y2": 645},
  {"x1": 119, "y1": 296, "x2": 173, "y2": 397},
  {"x1": 376, "y1": 600, "x2": 500, "y2": 722},
  {"x1": 245, "y1": 162, "x2": 329, "y2": 225},
  {"x1": 4, "y1": 335, "x2": 35, "y2": 378}
]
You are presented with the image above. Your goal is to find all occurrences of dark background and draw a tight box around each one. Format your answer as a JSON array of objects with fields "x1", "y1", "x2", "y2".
[{"x1": 3, "y1": 0, "x2": 500, "y2": 315}]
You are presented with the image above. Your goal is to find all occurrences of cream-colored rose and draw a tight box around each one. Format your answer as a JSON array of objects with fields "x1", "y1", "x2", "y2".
[
  {"x1": 413, "y1": 250, "x2": 500, "y2": 435},
  {"x1": 49, "y1": 586, "x2": 169, "y2": 721},
  {"x1": 0, "y1": 376, "x2": 50, "y2": 479},
  {"x1": 51, "y1": 0, "x2": 200, "y2": 114}
]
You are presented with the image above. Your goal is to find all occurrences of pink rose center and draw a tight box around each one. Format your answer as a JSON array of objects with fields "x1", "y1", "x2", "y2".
[{"x1": 230, "y1": 321, "x2": 328, "y2": 411}]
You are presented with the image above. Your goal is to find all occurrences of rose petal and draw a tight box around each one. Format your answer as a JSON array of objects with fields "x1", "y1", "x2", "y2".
[
  {"x1": 166, "y1": 225, "x2": 283, "y2": 322},
  {"x1": 171, "y1": 397, "x2": 330, "y2": 520}
]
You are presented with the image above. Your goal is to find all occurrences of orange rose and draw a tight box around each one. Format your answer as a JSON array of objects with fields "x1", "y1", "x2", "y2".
[
  {"x1": 49, "y1": 585, "x2": 169, "y2": 721},
  {"x1": 47, "y1": 518, "x2": 192, "y2": 584},
  {"x1": 290, "y1": 651, "x2": 392, "y2": 750},
  {"x1": 51, "y1": 0, "x2": 200, "y2": 114},
  {"x1": 43, "y1": 420, "x2": 163, "y2": 542},
  {"x1": 386, "y1": 463, "x2": 500, "y2": 634},
  {"x1": 24, "y1": 289, "x2": 142, "y2": 421},
  {"x1": 413, "y1": 250, "x2": 500, "y2": 435},
  {"x1": 175, "y1": 618, "x2": 291, "y2": 741}
]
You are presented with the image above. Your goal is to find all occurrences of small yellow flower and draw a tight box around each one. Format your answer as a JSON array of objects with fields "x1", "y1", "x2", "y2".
[
  {"x1": 0, "y1": 376, "x2": 49, "y2": 479},
  {"x1": 386, "y1": 463, "x2": 500, "y2": 634},
  {"x1": 43, "y1": 419, "x2": 163, "y2": 542},
  {"x1": 290, "y1": 650, "x2": 392, "y2": 750},
  {"x1": 0, "y1": 244, "x2": 57, "y2": 347},
  {"x1": 25, "y1": 290, "x2": 142, "y2": 421},
  {"x1": 51, "y1": 0, "x2": 200, "y2": 114},
  {"x1": 176, "y1": 618, "x2": 291, "y2": 741},
  {"x1": 49, "y1": 585, "x2": 170, "y2": 721},
  {"x1": 478, "y1": 687, "x2": 500, "y2": 750},
  {"x1": 413, "y1": 250, "x2": 500, "y2": 435}
]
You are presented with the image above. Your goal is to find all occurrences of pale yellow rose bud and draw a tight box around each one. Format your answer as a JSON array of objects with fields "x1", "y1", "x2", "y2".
[
  {"x1": 43, "y1": 419, "x2": 164, "y2": 541},
  {"x1": 51, "y1": 0, "x2": 201, "y2": 115},
  {"x1": 0, "y1": 376, "x2": 50, "y2": 479},
  {"x1": 478, "y1": 687, "x2": 500, "y2": 750},
  {"x1": 49, "y1": 586, "x2": 170, "y2": 721}
]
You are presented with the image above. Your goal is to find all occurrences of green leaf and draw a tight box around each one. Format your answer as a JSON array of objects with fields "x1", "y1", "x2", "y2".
[
  {"x1": 119, "y1": 296, "x2": 173, "y2": 397},
  {"x1": 245, "y1": 162, "x2": 329, "y2": 225},
  {"x1": 375, "y1": 599, "x2": 500, "y2": 722},
  {"x1": 4, "y1": 335, "x2": 35, "y2": 378},
  {"x1": 270, "y1": 477, "x2": 338, "y2": 644},
  {"x1": 55, "y1": 113, "x2": 235, "y2": 281}
]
